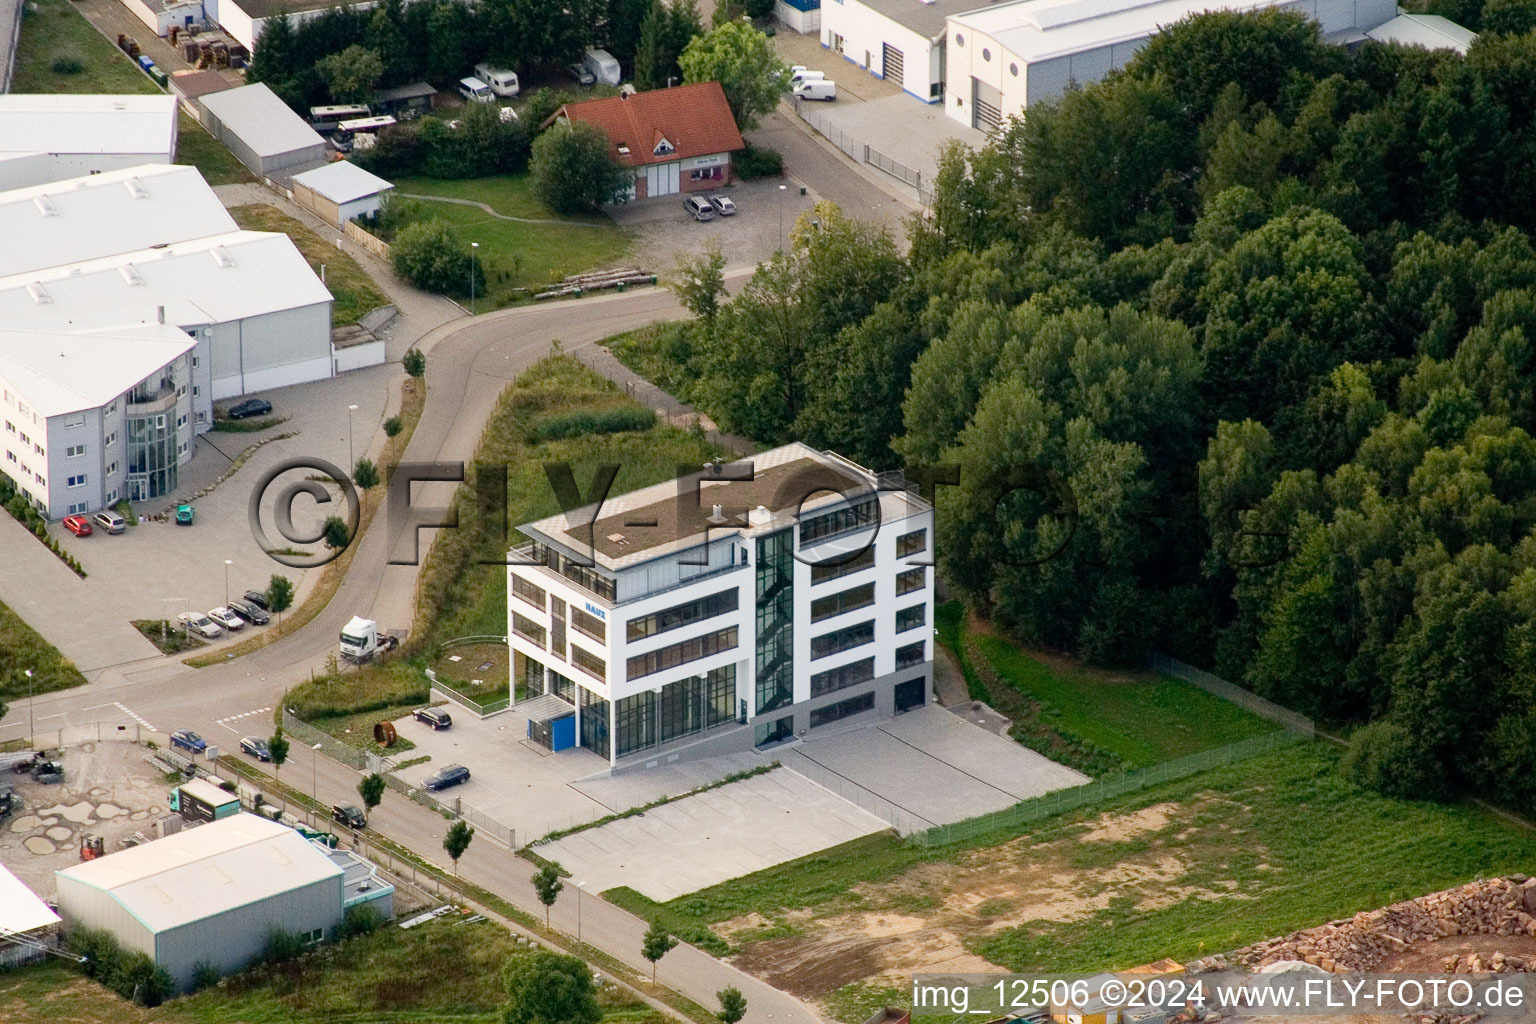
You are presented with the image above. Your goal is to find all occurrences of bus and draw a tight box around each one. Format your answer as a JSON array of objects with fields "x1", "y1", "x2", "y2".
[
  {"x1": 309, "y1": 103, "x2": 371, "y2": 131},
  {"x1": 337, "y1": 115, "x2": 397, "y2": 134}
]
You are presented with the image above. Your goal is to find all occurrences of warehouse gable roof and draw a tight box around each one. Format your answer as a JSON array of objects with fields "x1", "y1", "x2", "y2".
[
  {"x1": 0, "y1": 862, "x2": 62, "y2": 937},
  {"x1": 55, "y1": 814, "x2": 343, "y2": 934},
  {"x1": 557, "y1": 82, "x2": 744, "y2": 168},
  {"x1": 1366, "y1": 12, "x2": 1476, "y2": 52},
  {"x1": 0, "y1": 324, "x2": 197, "y2": 418},
  {"x1": 291, "y1": 160, "x2": 395, "y2": 205},
  {"x1": 0, "y1": 164, "x2": 236, "y2": 280},
  {"x1": 0, "y1": 94, "x2": 177, "y2": 158},
  {"x1": 200, "y1": 83, "x2": 326, "y2": 158}
]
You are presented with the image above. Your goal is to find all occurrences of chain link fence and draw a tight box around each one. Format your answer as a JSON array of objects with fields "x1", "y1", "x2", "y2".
[
  {"x1": 906, "y1": 728, "x2": 1309, "y2": 849},
  {"x1": 1150, "y1": 652, "x2": 1315, "y2": 738},
  {"x1": 280, "y1": 709, "x2": 370, "y2": 771},
  {"x1": 781, "y1": 749, "x2": 938, "y2": 836}
]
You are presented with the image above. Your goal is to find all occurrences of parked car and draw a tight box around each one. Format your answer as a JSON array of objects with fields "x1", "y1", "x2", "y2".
[
  {"x1": 794, "y1": 80, "x2": 837, "y2": 102},
  {"x1": 93, "y1": 509, "x2": 127, "y2": 534},
  {"x1": 177, "y1": 612, "x2": 222, "y2": 639},
  {"x1": 332, "y1": 804, "x2": 367, "y2": 829},
  {"x1": 708, "y1": 194, "x2": 737, "y2": 216},
  {"x1": 208, "y1": 606, "x2": 244, "y2": 631},
  {"x1": 328, "y1": 130, "x2": 354, "y2": 153},
  {"x1": 413, "y1": 706, "x2": 453, "y2": 730},
  {"x1": 61, "y1": 515, "x2": 93, "y2": 536},
  {"x1": 175, "y1": 504, "x2": 195, "y2": 526},
  {"x1": 566, "y1": 63, "x2": 595, "y2": 86},
  {"x1": 458, "y1": 76, "x2": 495, "y2": 103},
  {"x1": 170, "y1": 729, "x2": 207, "y2": 754},
  {"x1": 422, "y1": 764, "x2": 470, "y2": 791},
  {"x1": 227, "y1": 398, "x2": 272, "y2": 420},
  {"x1": 240, "y1": 736, "x2": 271, "y2": 761},
  {"x1": 684, "y1": 195, "x2": 715, "y2": 221},
  {"x1": 790, "y1": 66, "x2": 824, "y2": 86},
  {"x1": 474, "y1": 63, "x2": 520, "y2": 97},
  {"x1": 229, "y1": 599, "x2": 270, "y2": 626},
  {"x1": 243, "y1": 590, "x2": 271, "y2": 610}
]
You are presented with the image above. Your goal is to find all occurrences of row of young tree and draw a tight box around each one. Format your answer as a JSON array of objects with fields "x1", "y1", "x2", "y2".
[
  {"x1": 247, "y1": 0, "x2": 745, "y2": 112},
  {"x1": 655, "y1": 10, "x2": 1536, "y2": 813}
]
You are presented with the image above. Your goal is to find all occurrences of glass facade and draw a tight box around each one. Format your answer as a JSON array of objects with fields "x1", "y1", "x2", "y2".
[
  {"x1": 811, "y1": 620, "x2": 875, "y2": 660},
  {"x1": 754, "y1": 530, "x2": 794, "y2": 715},
  {"x1": 126, "y1": 410, "x2": 176, "y2": 501},
  {"x1": 512, "y1": 575, "x2": 547, "y2": 609},
  {"x1": 895, "y1": 640, "x2": 926, "y2": 669},
  {"x1": 810, "y1": 656, "x2": 874, "y2": 698},
  {"x1": 809, "y1": 545, "x2": 875, "y2": 585},
  {"x1": 895, "y1": 603, "x2": 926, "y2": 633},
  {"x1": 572, "y1": 606, "x2": 605, "y2": 643},
  {"x1": 613, "y1": 665, "x2": 737, "y2": 758},
  {"x1": 810, "y1": 582, "x2": 875, "y2": 622},
  {"x1": 528, "y1": 541, "x2": 617, "y2": 602},
  {"x1": 810, "y1": 691, "x2": 875, "y2": 728},
  {"x1": 896, "y1": 566, "x2": 926, "y2": 596},
  {"x1": 549, "y1": 668, "x2": 575, "y2": 703},
  {"x1": 550, "y1": 597, "x2": 567, "y2": 661},
  {"x1": 799, "y1": 495, "x2": 878, "y2": 544},
  {"x1": 571, "y1": 644, "x2": 605, "y2": 680},
  {"x1": 896, "y1": 528, "x2": 927, "y2": 559},
  {"x1": 579, "y1": 684, "x2": 609, "y2": 755},
  {"x1": 512, "y1": 612, "x2": 546, "y2": 649},
  {"x1": 754, "y1": 714, "x2": 793, "y2": 747},
  {"x1": 625, "y1": 626, "x2": 737, "y2": 680},
  {"x1": 626, "y1": 588, "x2": 738, "y2": 642}
]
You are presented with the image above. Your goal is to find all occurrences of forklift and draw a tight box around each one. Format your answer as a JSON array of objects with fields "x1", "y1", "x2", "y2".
[{"x1": 79, "y1": 834, "x2": 104, "y2": 861}]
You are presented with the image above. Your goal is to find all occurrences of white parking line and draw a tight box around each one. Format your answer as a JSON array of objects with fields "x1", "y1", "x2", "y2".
[
  {"x1": 214, "y1": 706, "x2": 273, "y2": 734},
  {"x1": 103, "y1": 701, "x2": 156, "y2": 732}
]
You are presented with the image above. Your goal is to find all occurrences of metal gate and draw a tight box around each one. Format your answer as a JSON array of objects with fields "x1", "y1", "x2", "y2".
[
  {"x1": 971, "y1": 78, "x2": 1001, "y2": 133},
  {"x1": 882, "y1": 43, "x2": 904, "y2": 88}
]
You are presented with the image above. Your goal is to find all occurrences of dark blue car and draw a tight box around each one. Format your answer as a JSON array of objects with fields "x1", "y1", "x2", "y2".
[{"x1": 170, "y1": 729, "x2": 207, "y2": 754}]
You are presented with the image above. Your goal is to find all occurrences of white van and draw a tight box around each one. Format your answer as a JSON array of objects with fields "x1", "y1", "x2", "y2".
[
  {"x1": 473, "y1": 63, "x2": 520, "y2": 97},
  {"x1": 790, "y1": 67, "x2": 823, "y2": 85},
  {"x1": 582, "y1": 48, "x2": 621, "y2": 86},
  {"x1": 458, "y1": 76, "x2": 495, "y2": 103},
  {"x1": 794, "y1": 79, "x2": 837, "y2": 101}
]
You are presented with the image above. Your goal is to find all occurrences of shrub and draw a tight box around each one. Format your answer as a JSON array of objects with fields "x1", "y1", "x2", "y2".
[
  {"x1": 262, "y1": 927, "x2": 305, "y2": 965},
  {"x1": 384, "y1": 415, "x2": 403, "y2": 438},
  {"x1": 338, "y1": 904, "x2": 383, "y2": 939},
  {"x1": 390, "y1": 219, "x2": 483, "y2": 296},
  {"x1": 190, "y1": 959, "x2": 221, "y2": 991},
  {"x1": 1343, "y1": 719, "x2": 1452, "y2": 801},
  {"x1": 353, "y1": 123, "x2": 425, "y2": 177},
  {"x1": 51, "y1": 56, "x2": 84, "y2": 74},
  {"x1": 116, "y1": 951, "x2": 174, "y2": 1006},
  {"x1": 734, "y1": 144, "x2": 782, "y2": 179},
  {"x1": 402, "y1": 348, "x2": 426, "y2": 377},
  {"x1": 531, "y1": 406, "x2": 656, "y2": 441},
  {"x1": 529, "y1": 121, "x2": 633, "y2": 214}
]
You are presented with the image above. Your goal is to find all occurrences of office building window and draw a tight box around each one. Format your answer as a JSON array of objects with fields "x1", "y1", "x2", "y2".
[
  {"x1": 66, "y1": 474, "x2": 86, "y2": 488},
  {"x1": 626, "y1": 588, "x2": 738, "y2": 642},
  {"x1": 810, "y1": 656, "x2": 874, "y2": 697},
  {"x1": 571, "y1": 606, "x2": 605, "y2": 643},
  {"x1": 512, "y1": 611, "x2": 546, "y2": 649},
  {"x1": 579, "y1": 684, "x2": 609, "y2": 754},
  {"x1": 896, "y1": 567, "x2": 926, "y2": 596},
  {"x1": 106, "y1": 461, "x2": 118, "y2": 476},
  {"x1": 896, "y1": 641, "x2": 926, "y2": 669},
  {"x1": 571, "y1": 643, "x2": 606, "y2": 681},
  {"x1": 811, "y1": 620, "x2": 874, "y2": 660},
  {"x1": 549, "y1": 669, "x2": 575, "y2": 703},
  {"x1": 754, "y1": 714, "x2": 793, "y2": 747},
  {"x1": 810, "y1": 692, "x2": 875, "y2": 728},
  {"x1": 895, "y1": 603, "x2": 925, "y2": 633},
  {"x1": 800, "y1": 495, "x2": 878, "y2": 544},
  {"x1": 512, "y1": 575, "x2": 546, "y2": 610},
  {"x1": 626, "y1": 626, "x2": 738, "y2": 681},
  {"x1": 105, "y1": 431, "x2": 117, "y2": 446},
  {"x1": 528, "y1": 541, "x2": 616, "y2": 602},
  {"x1": 3, "y1": 421, "x2": 10, "y2": 433},
  {"x1": 810, "y1": 581, "x2": 875, "y2": 622},
  {"x1": 33, "y1": 443, "x2": 43, "y2": 456},
  {"x1": 614, "y1": 691, "x2": 655, "y2": 757},
  {"x1": 66, "y1": 445, "x2": 85, "y2": 458},
  {"x1": 809, "y1": 545, "x2": 875, "y2": 584},
  {"x1": 616, "y1": 664, "x2": 737, "y2": 757},
  {"x1": 67, "y1": 502, "x2": 87, "y2": 515},
  {"x1": 896, "y1": 528, "x2": 926, "y2": 558},
  {"x1": 550, "y1": 596, "x2": 567, "y2": 662}
]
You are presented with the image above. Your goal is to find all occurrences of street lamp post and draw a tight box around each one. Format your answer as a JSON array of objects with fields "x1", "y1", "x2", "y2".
[
  {"x1": 778, "y1": 184, "x2": 787, "y2": 251},
  {"x1": 223, "y1": 559, "x2": 232, "y2": 607},
  {"x1": 576, "y1": 880, "x2": 586, "y2": 941},
  {"x1": 347, "y1": 404, "x2": 358, "y2": 472},
  {"x1": 470, "y1": 242, "x2": 479, "y2": 312},
  {"x1": 24, "y1": 669, "x2": 32, "y2": 749},
  {"x1": 311, "y1": 741, "x2": 322, "y2": 825}
]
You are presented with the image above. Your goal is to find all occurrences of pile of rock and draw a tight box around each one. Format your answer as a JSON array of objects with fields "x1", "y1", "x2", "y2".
[
  {"x1": 1442, "y1": 951, "x2": 1533, "y2": 973},
  {"x1": 1226, "y1": 875, "x2": 1536, "y2": 972}
]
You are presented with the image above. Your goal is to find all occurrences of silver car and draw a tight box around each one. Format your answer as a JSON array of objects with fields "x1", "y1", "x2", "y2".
[
  {"x1": 177, "y1": 612, "x2": 222, "y2": 639},
  {"x1": 684, "y1": 196, "x2": 714, "y2": 221},
  {"x1": 708, "y1": 195, "x2": 737, "y2": 216}
]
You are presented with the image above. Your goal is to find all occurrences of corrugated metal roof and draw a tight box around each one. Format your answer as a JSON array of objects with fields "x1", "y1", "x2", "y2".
[
  {"x1": 291, "y1": 160, "x2": 394, "y2": 205},
  {"x1": 0, "y1": 94, "x2": 177, "y2": 158},
  {"x1": 200, "y1": 83, "x2": 326, "y2": 158},
  {"x1": 0, "y1": 323, "x2": 196, "y2": 418},
  {"x1": 836, "y1": 0, "x2": 968, "y2": 38},
  {"x1": 0, "y1": 164, "x2": 236, "y2": 280},
  {"x1": 0, "y1": 862, "x2": 62, "y2": 936},
  {"x1": 1366, "y1": 12, "x2": 1476, "y2": 52},
  {"x1": 56, "y1": 814, "x2": 343, "y2": 934}
]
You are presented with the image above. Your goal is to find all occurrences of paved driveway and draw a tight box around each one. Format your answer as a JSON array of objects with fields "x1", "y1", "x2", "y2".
[{"x1": 537, "y1": 767, "x2": 888, "y2": 901}]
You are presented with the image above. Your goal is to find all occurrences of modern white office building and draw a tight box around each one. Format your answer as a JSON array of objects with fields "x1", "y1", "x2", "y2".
[
  {"x1": 0, "y1": 323, "x2": 198, "y2": 518},
  {"x1": 507, "y1": 444, "x2": 935, "y2": 768},
  {"x1": 945, "y1": 0, "x2": 1397, "y2": 130},
  {"x1": 0, "y1": 94, "x2": 178, "y2": 191}
]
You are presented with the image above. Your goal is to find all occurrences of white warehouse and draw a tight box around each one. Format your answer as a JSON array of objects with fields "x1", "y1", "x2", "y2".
[
  {"x1": 507, "y1": 443, "x2": 935, "y2": 768},
  {"x1": 945, "y1": 0, "x2": 1397, "y2": 130},
  {"x1": 0, "y1": 94, "x2": 178, "y2": 191},
  {"x1": 54, "y1": 814, "x2": 393, "y2": 992},
  {"x1": 819, "y1": 0, "x2": 970, "y2": 102}
]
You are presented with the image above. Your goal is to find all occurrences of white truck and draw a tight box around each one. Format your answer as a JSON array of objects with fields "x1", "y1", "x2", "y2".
[{"x1": 340, "y1": 616, "x2": 398, "y2": 662}]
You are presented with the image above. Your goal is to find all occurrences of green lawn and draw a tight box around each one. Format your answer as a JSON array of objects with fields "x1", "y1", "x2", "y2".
[
  {"x1": 0, "y1": 598, "x2": 87, "y2": 701},
  {"x1": 177, "y1": 113, "x2": 256, "y2": 185},
  {"x1": 0, "y1": 918, "x2": 669, "y2": 1024},
  {"x1": 389, "y1": 176, "x2": 630, "y2": 308},
  {"x1": 608, "y1": 742, "x2": 1536, "y2": 1011},
  {"x1": 415, "y1": 356, "x2": 731, "y2": 648},
  {"x1": 11, "y1": 0, "x2": 158, "y2": 95},
  {"x1": 230, "y1": 204, "x2": 390, "y2": 325}
]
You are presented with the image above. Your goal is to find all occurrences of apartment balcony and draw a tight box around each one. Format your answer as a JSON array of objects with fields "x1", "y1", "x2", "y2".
[
  {"x1": 127, "y1": 387, "x2": 178, "y2": 416},
  {"x1": 511, "y1": 543, "x2": 747, "y2": 607}
]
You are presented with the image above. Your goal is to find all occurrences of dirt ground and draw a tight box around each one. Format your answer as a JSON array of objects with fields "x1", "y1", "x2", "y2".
[
  {"x1": 1, "y1": 740, "x2": 181, "y2": 897},
  {"x1": 725, "y1": 797, "x2": 1245, "y2": 998}
]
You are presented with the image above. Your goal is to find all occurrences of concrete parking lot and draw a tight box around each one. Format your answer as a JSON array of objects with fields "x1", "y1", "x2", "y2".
[
  {"x1": 804, "y1": 92, "x2": 990, "y2": 190},
  {"x1": 0, "y1": 363, "x2": 401, "y2": 678},
  {"x1": 614, "y1": 177, "x2": 823, "y2": 276}
]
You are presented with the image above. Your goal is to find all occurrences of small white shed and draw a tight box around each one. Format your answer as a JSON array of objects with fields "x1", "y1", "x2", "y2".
[{"x1": 290, "y1": 161, "x2": 394, "y2": 227}]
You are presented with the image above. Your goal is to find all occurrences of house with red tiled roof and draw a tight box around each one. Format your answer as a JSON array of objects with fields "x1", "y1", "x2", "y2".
[{"x1": 553, "y1": 81, "x2": 746, "y2": 201}]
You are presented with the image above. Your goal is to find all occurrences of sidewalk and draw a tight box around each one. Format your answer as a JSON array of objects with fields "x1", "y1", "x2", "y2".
[{"x1": 293, "y1": 742, "x2": 825, "y2": 1024}]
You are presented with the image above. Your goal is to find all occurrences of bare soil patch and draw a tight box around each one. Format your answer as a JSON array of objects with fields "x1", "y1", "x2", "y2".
[{"x1": 1377, "y1": 933, "x2": 1536, "y2": 972}]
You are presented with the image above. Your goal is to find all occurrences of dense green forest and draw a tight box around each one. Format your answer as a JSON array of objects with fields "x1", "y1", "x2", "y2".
[{"x1": 619, "y1": 8, "x2": 1536, "y2": 813}]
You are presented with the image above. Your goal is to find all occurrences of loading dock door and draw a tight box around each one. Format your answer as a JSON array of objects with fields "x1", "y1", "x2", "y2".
[
  {"x1": 882, "y1": 43, "x2": 904, "y2": 88},
  {"x1": 971, "y1": 77, "x2": 1002, "y2": 133}
]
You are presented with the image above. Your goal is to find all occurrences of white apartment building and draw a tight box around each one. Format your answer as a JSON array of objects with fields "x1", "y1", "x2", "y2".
[
  {"x1": 507, "y1": 444, "x2": 935, "y2": 768},
  {"x1": 0, "y1": 324, "x2": 196, "y2": 518},
  {"x1": 945, "y1": 0, "x2": 1396, "y2": 130}
]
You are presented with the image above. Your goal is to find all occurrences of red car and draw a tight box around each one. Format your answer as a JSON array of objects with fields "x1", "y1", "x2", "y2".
[{"x1": 62, "y1": 515, "x2": 93, "y2": 536}]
